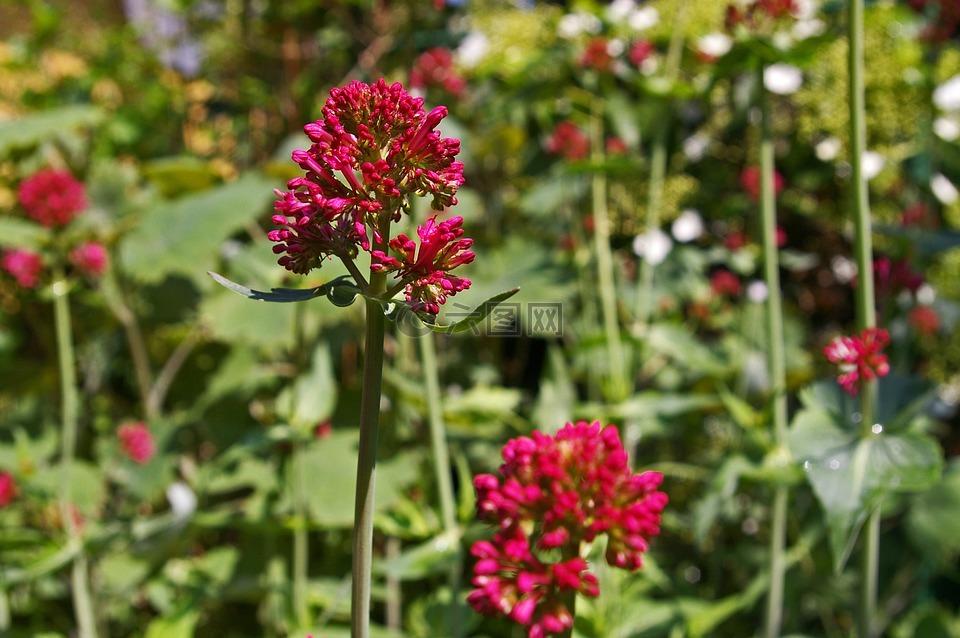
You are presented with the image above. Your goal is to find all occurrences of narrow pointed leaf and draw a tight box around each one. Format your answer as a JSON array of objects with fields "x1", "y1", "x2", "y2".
[{"x1": 208, "y1": 271, "x2": 326, "y2": 303}]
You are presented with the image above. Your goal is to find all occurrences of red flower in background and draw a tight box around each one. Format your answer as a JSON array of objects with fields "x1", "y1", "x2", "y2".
[
  {"x1": 1, "y1": 249, "x2": 44, "y2": 288},
  {"x1": 118, "y1": 422, "x2": 156, "y2": 465},
  {"x1": 410, "y1": 47, "x2": 467, "y2": 96},
  {"x1": 739, "y1": 165, "x2": 785, "y2": 201},
  {"x1": 629, "y1": 39, "x2": 655, "y2": 67},
  {"x1": 711, "y1": 269, "x2": 742, "y2": 298},
  {"x1": 69, "y1": 242, "x2": 109, "y2": 277},
  {"x1": 545, "y1": 121, "x2": 590, "y2": 162},
  {"x1": 0, "y1": 471, "x2": 17, "y2": 507},
  {"x1": 468, "y1": 421, "x2": 667, "y2": 635},
  {"x1": 909, "y1": 306, "x2": 940, "y2": 336},
  {"x1": 823, "y1": 327, "x2": 891, "y2": 396},
  {"x1": 18, "y1": 168, "x2": 88, "y2": 228},
  {"x1": 580, "y1": 37, "x2": 614, "y2": 72}
]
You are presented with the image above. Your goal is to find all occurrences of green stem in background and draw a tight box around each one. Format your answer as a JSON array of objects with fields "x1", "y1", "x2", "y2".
[
  {"x1": 589, "y1": 97, "x2": 629, "y2": 403},
  {"x1": 292, "y1": 438, "x2": 309, "y2": 631},
  {"x1": 847, "y1": 0, "x2": 880, "y2": 634},
  {"x1": 758, "y1": 63, "x2": 790, "y2": 638},
  {"x1": 634, "y1": 0, "x2": 689, "y2": 331},
  {"x1": 52, "y1": 274, "x2": 99, "y2": 638},
  {"x1": 417, "y1": 332, "x2": 463, "y2": 636},
  {"x1": 351, "y1": 217, "x2": 390, "y2": 638}
]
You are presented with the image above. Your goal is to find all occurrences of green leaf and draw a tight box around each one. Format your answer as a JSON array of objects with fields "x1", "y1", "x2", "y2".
[
  {"x1": 0, "y1": 218, "x2": 48, "y2": 250},
  {"x1": 120, "y1": 174, "x2": 277, "y2": 284},
  {"x1": 788, "y1": 406, "x2": 943, "y2": 569},
  {"x1": 0, "y1": 105, "x2": 102, "y2": 155},
  {"x1": 208, "y1": 271, "x2": 327, "y2": 302},
  {"x1": 143, "y1": 605, "x2": 200, "y2": 638},
  {"x1": 373, "y1": 529, "x2": 461, "y2": 581},
  {"x1": 645, "y1": 324, "x2": 730, "y2": 377},
  {"x1": 907, "y1": 459, "x2": 960, "y2": 563},
  {"x1": 276, "y1": 343, "x2": 338, "y2": 431},
  {"x1": 384, "y1": 287, "x2": 521, "y2": 335}
]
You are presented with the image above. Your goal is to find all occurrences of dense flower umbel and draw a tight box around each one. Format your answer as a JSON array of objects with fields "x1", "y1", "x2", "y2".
[
  {"x1": 69, "y1": 242, "x2": 109, "y2": 277},
  {"x1": 17, "y1": 168, "x2": 88, "y2": 228},
  {"x1": 469, "y1": 421, "x2": 667, "y2": 636},
  {"x1": 370, "y1": 215, "x2": 475, "y2": 314},
  {"x1": 823, "y1": 328, "x2": 891, "y2": 396},
  {"x1": 270, "y1": 79, "x2": 466, "y2": 279},
  {"x1": 1, "y1": 249, "x2": 44, "y2": 288},
  {"x1": 117, "y1": 422, "x2": 156, "y2": 464}
]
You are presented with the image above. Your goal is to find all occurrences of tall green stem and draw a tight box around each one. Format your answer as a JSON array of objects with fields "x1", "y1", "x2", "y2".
[
  {"x1": 847, "y1": 0, "x2": 879, "y2": 634},
  {"x1": 758, "y1": 64, "x2": 790, "y2": 638},
  {"x1": 292, "y1": 438, "x2": 309, "y2": 630},
  {"x1": 418, "y1": 333, "x2": 463, "y2": 636},
  {"x1": 52, "y1": 275, "x2": 99, "y2": 638},
  {"x1": 634, "y1": 0, "x2": 689, "y2": 331},
  {"x1": 351, "y1": 236, "x2": 389, "y2": 638},
  {"x1": 589, "y1": 97, "x2": 629, "y2": 402}
]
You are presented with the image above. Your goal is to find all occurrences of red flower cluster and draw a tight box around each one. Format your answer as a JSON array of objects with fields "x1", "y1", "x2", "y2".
[
  {"x1": 370, "y1": 215, "x2": 474, "y2": 314},
  {"x1": 1, "y1": 249, "x2": 44, "y2": 288},
  {"x1": 69, "y1": 242, "x2": 109, "y2": 278},
  {"x1": 739, "y1": 165, "x2": 786, "y2": 201},
  {"x1": 270, "y1": 80, "x2": 469, "y2": 313},
  {"x1": 0, "y1": 470, "x2": 17, "y2": 507},
  {"x1": 469, "y1": 421, "x2": 667, "y2": 636},
  {"x1": 908, "y1": 0, "x2": 960, "y2": 42},
  {"x1": 117, "y1": 421, "x2": 156, "y2": 465},
  {"x1": 17, "y1": 168, "x2": 88, "y2": 228},
  {"x1": 725, "y1": 0, "x2": 798, "y2": 33},
  {"x1": 410, "y1": 47, "x2": 467, "y2": 97},
  {"x1": 544, "y1": 121, "x2": 590, "y2": 162},
  {"x1": 580, "y1": 37, "x2": 615, "y2": 72},
  {"x1": 873, "y1": 256, "x2": 924, "y2": 300},
  {"x1": 629, "y1": 40, "x2": 655, "y2": 67},
  {"x1": 823, "y1": 327, "x2": 891, "y2": 396},
  {"x1": 710, "y1": 269, "x2": 742, "y2": 298}
]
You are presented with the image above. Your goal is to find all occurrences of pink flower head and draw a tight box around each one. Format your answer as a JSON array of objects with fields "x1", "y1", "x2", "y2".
[
  {"x1": 117, "y1": 421, "x2": 156, "y2": 464},
  {"x1": 873, "y1": 256, "x2": 924, "y2": 300},
  {"x1": 0, "y1": 471, "x2": 17, "y2": 507},
  {"x1": 545, "y1": 121, "x2": 590, "y2": 162},
  {"x1": 739, "y1": 165, "x2": 785, "y2": 202},
  {"x1": 410, "y1": 47, "x2": 467, "y2": 96},
  {"x1": 909, "y1": 306, "x2": 940, "y2": 336},
  {"x1": 629, "y1": 40, "x2": 655, "y2": 67},
  {"x1": 823, "y1": 327, "x2": 891, "y2": 396},
  {"x1": 18, "y1": 168, "x2": 88, "y2": 228},
  {"x1": 469, "y1": 422, "x2": 667, "y2": 634},
  {"x1": 69, "y1": 242, "x2": 109, "y2": 277},
  {"x1": 270, "y1": 80, "x2": 465, "y2": 275},
  {"x1": 1, "y1": 249, "x2": 44, "y2": 288},
  {"x1": 371, "y1": 215, "x2": 474, "y2": 314}
]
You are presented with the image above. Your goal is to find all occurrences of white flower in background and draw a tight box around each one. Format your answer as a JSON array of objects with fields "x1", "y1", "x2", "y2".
[
  {"x1": 747, "y1": 280, "x2": 769, "y2": 304},
  {"x1": 166, "y1": 481, "x2": 198, "y2": 520},
  {"x1": 862, "y1": 151, "x2": 885, "y2": 180},
  {"x1": 607, "y1": 0, "x2": 636, "y2": 21},
  {"x1": 629, "y1": 6, "x2": 660, "y2": 31},
  {"x1": 933, "y1": 117, "x2": 960, "y2": 142},
  {"x1": 933, "y1": 75, "x2": 960, "y2": 112},
  {"x1": 606, "y1": 38, "x2": 626, "y2": 57},
  {"x1": 456, "y1": 31, "x2": 489, "y2": 68},
  {"x1": 931, "y1": 173, "x2": 959, "y2": 204},
  {"x1": 792, "y1": 18, "x2": 825, "y2": 40},
  {"x1": 698, "y1": 33, "x2": 733, "y2": 59},
  {"x1": 917, "y1": 283, "x2": 936, "y2": 305},
  {"x1": 632, "y1": 228, "x2": 673, "y2": 265},
  {"x1": 831, "y1": 255, "x2": 857, "y2": 284},
  {"x1": 671, "y1": 209, "x2": 705, "y2": 242},
  {"x1": 683, "y1": 133, "x2": 710, "y2": 162},
  {"x1": 815, "y1": 136, "x2": 841, "y2": 162},
  {"x1": 558, "y1": 12, "x2": 602, "y2": 39},
  {"x1": 793, "y1": 0, "x2": 820, "y2": 20},
  {"x1": 764, "y1": 63, "x2": 803, "y2": 95}
]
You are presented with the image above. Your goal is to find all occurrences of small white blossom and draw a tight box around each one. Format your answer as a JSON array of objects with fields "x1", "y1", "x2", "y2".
[
  {"x1": 862, "y1": 151, "x2": 885, "y2": 180},
  {"x1": 457, "y1": 32, "x2": 489, "y2": 68},
  {"x1": 917, "y1": 283, "x2": 937, "y2": 306},
  {"x1": 698, "y1": 33, "x2": 733, "y2": 59},
  {"x1": 747, "y1": 280, "x2": 769, "y2": 304},
  {"x1": 607, "y1": 0, "x2": 636, "y2": 22},
  {"x1": 933, "y1": 117, "x2": 960, "y2": 142},
  {"x1": 815, "y1": 137, "x2": 841, "y2": 162},
  {"x1": 632, "y1": 228, "x2": 673, "y2": 265},
  {"x1": 629, "y1": 6, "x2": 660, "y2": 31},
  {"x1": 931, "y1": 173, "x2": 959, "y2": 205},
  {"x1": 764, "y1": 63, "x2": 803, "y2": 95},
  {"x1": 558, "y1": 12, "x2": 602, "y2": 39},
  {"x1": 933, "y1": 75, "x2": 960, "y2": 112},
  {"x1": 166, "y1": 482, "x2": 198, "y2": 520},
  {"x1": 831, "y1": 255, "x2": 857, "y2": 284},
  {"x1": 671, "y1": 209, "x2": 705, "y2": 242},
  {"x1": 683, "y1": 134, "x2": 710, "y2": 162}
]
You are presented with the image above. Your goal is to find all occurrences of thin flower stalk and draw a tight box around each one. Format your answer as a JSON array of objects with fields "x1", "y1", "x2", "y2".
[
  {"x1": 758, "y1": 62, "x2": 789, "y2": 638},
  {"x1": 847, "y1": 0, "x2": 880, "y2": 632},
  {"x1": 52, "y1": 274, "x2": 99, "y2": 638}
]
